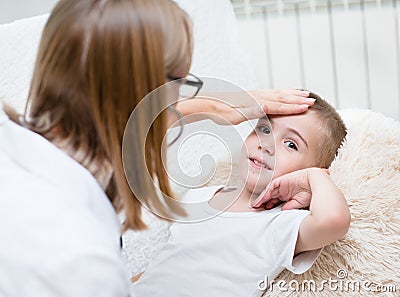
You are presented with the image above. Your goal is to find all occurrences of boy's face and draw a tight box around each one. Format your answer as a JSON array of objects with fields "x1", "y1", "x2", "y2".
[{"x1": 238, "y1": 111, "x2": 321, "y2": 195}]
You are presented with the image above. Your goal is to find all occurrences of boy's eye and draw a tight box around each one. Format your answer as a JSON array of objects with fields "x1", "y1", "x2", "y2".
[
  {"x1": 284, "y1": 140, "x2": 298, "y2": 151},
  {"x1": 258, "y1": 126, "x2": 271, "y2": 135}
]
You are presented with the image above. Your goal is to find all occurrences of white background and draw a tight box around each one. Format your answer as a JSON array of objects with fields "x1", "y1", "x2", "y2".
[
  {"x1": 235, "y1": 5, "x2": 400, "y2": 120},
  {"x1": 1, "y1": 0, "x2": 399, "y2": 120},
  {"x1": 0, "y1": 0, "x2": 57, "y2": 24}
]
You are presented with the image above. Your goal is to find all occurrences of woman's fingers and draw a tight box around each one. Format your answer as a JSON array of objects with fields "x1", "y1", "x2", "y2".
[
  {"x1": 211, "y1": 89, "x2": 315, "y2": 125},
  {"x1": 262, "y1": 102, "x2": 310, "y2": 115},
  {"x1": 292, "y1": 89, "x2": 311, "y2": 97},
  {"x1": 232, "y1": 101, "x2": 312, "y2": 123},
  {"x1": 285, "y1": 94, "x2": 315, "y2": 105},
  {"x1": 232, "y1": 105, "x2": 265, "y2": 122},
  {"x1": 272, "y1": 90, "x2": 311, "y2": 103},
  {"x1": 250, "y1": 89, "x2": 312, "y2": 105}
]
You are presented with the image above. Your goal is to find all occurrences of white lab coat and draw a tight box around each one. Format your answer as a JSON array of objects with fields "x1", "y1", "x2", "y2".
[{"x1": 0, "y1": 118, "x2": 130, "y2": 297}]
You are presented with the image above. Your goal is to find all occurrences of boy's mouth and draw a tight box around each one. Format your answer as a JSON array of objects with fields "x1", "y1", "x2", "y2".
[{"x1": 249, "y1": 157, "x2": 271, "y2": 170}]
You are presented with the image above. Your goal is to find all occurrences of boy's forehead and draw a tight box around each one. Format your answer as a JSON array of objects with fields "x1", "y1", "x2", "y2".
[
  {"x1": 258, "y1": 114, "x2": 290, "y2": 123},
  {"x1": 257, "y1": 115, "x2": 281, "y2": 125}
]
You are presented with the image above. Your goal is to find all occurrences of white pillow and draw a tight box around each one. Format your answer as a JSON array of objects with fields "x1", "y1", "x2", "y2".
[
  {"x1": 0, "y1": 0, "x2": 257, "y2": 118},
  {"x1": 0, "y1": 14, "x2": 49, "y2": 118}
]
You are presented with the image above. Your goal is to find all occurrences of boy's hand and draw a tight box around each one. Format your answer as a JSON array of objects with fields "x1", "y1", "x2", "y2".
[
  {"x1": 252, "y1": 167, "x2": 349, "y2": 254},
  {"x1": 251, "y1": 168, "x2": 328, "y2": 210}
]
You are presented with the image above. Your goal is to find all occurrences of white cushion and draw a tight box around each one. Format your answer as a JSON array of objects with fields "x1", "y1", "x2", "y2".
[
  {"x1": 0, "y1": 0, "x2": 257, "y2": 119},
  {"x1": 0, "y1": 14, "x2": 49, "y2": 118}
]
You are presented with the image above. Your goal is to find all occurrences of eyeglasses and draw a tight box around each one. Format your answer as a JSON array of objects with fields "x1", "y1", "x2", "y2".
[
  {"x1": 168, "y1": 72, "x2": 203, "y2": 99},
  {"x1": 166, "y1": 73, "x2": 203, "y2": 146},
  {"x1": 167, "y1": 106, "x2": 184, "y2": 147}
]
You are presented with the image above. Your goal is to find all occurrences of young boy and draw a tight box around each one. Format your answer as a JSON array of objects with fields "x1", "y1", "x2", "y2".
[{"x1": 130, "y1": 93, "x2": 350, "y2": 297}]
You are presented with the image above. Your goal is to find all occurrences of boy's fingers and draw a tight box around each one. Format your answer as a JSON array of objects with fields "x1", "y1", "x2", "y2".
[
  {"x1": 269, "y1": 188, "x2": 283, "y2": 199},
  {"x1": 251, "y1": 186, "x2": 274, "y2": 208},
  {"x1": 281, "y1": 199, "x2": 304, "y2": 211},
  {"x1": 251, "y1": 179, "x2": 281, "y2": 208},
  {"x1": 264, "y1": 198, "x2": 280, "y2": 210},
  {"x1": 251, "y1": 190, "x2": 270, "y2": 208}
]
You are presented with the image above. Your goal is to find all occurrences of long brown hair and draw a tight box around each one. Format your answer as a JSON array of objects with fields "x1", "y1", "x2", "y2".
[{"x1": 5, "y1": 0, "x2": 192, "y2": 230}]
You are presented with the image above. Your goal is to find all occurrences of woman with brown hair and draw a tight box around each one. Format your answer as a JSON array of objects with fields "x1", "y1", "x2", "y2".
[{"x1": 0, "y1": 0, "x2": 313, "y2": 296}]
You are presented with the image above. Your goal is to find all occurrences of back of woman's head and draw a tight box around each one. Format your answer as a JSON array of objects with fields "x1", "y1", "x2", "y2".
[{"x1": 7, "y1": 0, "x2": 192, "y2": 230}]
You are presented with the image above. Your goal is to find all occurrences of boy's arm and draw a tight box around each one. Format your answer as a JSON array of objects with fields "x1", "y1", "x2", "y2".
[
  {"x1": 251, "y1": 168, "x2": 350, "y2": 254},
  {"x1": 294, "y1": 168, "x2": 350, "y2": 254}
]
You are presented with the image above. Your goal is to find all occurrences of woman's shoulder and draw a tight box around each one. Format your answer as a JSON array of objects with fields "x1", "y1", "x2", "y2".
[
  {"x1": 0, "y1": 119, "x2": 127, "y2": 295},
  {"x1": 1, "y1": 119, "x2": 99, "y2": 190},
  {"x1": 0, "y1": 118, "x2": 119, "y2": 230}
]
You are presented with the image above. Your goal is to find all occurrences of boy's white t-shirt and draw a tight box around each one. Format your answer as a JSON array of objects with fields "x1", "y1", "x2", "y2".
[{"x1": 131, "y1": 185, "x2": 322, "y2": 297}]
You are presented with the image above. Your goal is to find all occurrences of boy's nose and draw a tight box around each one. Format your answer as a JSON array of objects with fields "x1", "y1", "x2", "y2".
[{"x1": 258, "y1": 139, "x2": 274, "y2": 156}]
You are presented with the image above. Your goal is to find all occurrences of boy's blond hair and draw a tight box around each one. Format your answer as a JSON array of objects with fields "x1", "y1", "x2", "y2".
[{"x1": 308, "y1": 92, "x2": 347, "y2": 168}]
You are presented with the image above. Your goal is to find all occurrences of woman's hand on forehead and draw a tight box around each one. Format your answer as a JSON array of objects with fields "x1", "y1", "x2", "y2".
[{"x1": 249, "y1": 89, "x2": 315, "y2": 115}]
